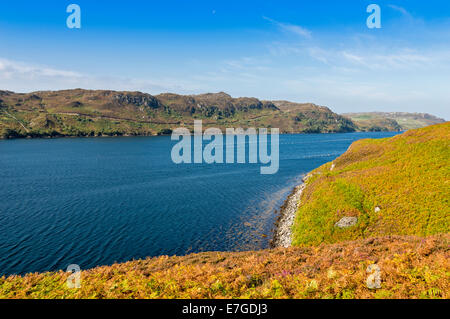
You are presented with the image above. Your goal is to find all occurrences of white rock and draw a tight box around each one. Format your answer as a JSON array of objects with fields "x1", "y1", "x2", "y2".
[{"x1": 335, "y1": 216, "x2": 358, "y2": 228}]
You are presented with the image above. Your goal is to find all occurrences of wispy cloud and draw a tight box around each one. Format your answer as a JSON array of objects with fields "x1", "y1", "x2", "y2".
[
  {"x1": 263, "y1": 16, "x2": 312, "y2": 39},
  {"x1": 0, "y1": 58, "x2": 200, "y2": 94},
  {"x1": 340, "y1": 50, "x2": 441, "y2": 71},
  {"x1": 222, "y1": 56, "x2": 271, "y2": 72},
  {"x1": 0, "y1": 58, "x2": 82, "y2": 80},
  {"x1": 388, "y1": 4, "x2": 413, "y2": 18}
]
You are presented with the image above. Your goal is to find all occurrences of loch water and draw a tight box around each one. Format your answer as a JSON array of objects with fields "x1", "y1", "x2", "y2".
[{"x1": 0, "y1": 132, "x2": 399, "y2": 275}]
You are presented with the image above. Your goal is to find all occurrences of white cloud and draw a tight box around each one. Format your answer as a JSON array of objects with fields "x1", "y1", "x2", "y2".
[
  {"x1": 0, "y1": 58, "x2": 82, "y2": 80},
  {"x1": 0, "y1": 58, "x2": 201, "y2": 94},
  {"x1": 340, "y1": 49, "x2": 447, "y2": 71},
  {"x1": 388, "y1": 4, "x2": 413, "y2": 18},
  {"x1": 222, "y1": 56, "x2": 271, "y2": 72},
  {"x1": 263, "y1": 16, "x2": 312, "y2": 39}
]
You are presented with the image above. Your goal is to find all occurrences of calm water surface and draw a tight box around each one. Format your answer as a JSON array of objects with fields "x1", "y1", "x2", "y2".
[{"x1": 0, "y1": 132, "x2": 399, "y2": 275}]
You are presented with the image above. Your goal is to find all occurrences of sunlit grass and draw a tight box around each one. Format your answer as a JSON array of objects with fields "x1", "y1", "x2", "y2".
[
  {"x1": 0, "y1": 235, "x2": 448, "y2": 299},
  {"x1": 293, "y1": 122, "x2": 450, "y2": 246}
]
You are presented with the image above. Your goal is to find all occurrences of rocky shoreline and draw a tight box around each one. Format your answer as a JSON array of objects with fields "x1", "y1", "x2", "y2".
[{"x1": 271, "y1": 178, "x2": 307, "y2": 248}]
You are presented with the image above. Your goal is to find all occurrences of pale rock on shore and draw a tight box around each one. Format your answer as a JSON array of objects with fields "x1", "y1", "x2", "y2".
[{"x1": 271, "y1": 181, "x2": 307, "y2": 248}]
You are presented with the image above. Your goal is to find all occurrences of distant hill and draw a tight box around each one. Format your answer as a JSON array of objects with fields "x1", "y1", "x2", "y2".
[
  {"x1": 271, "y1": 100, "x2": 357, "y2": 133},
  {"x1": 342, "y1": 112, "x2": 446, "y2": 131},
  {"x1": 0, "y1": 89, "x2": 357, "y2": 138},
  {"x1": 1, "y1": 90, "x2": 445, "y2": 138}
]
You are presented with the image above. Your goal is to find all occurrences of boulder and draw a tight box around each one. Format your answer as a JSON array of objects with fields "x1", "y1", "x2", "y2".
[{"x1": 335, "y1": 216, "x2": 358, "y2": 228}]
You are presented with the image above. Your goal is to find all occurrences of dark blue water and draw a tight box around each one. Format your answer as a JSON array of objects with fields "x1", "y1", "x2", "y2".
[{"x1": 0, "y1": 132, "x2": 399, "y2": 275}]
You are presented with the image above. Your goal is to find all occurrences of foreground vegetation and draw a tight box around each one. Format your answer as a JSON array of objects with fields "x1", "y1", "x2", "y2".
[{"x1": 0, "y1": 235, "x2": 448, "y2": 299}]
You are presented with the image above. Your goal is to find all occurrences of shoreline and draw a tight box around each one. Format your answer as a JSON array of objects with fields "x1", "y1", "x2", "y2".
[
  {"x1": 0, "y1": 130, "x2": 403, "y2": 141},
  {"x1": 270, "y1": 177, "x2": 308, "y2": 248}
]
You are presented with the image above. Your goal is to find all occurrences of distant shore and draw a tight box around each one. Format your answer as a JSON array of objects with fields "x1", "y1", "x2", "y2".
[{"x1": 0, "y1": 130, "x2": 405, "y2": 141}]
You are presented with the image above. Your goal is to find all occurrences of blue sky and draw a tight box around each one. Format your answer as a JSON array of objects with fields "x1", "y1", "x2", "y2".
[{"x1": 0, "y1": 1, "x2": 449, "y2": 119}]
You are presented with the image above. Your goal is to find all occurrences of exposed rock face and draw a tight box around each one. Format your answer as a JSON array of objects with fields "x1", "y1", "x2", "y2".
[
  {"x1": 112, "y1": 93, "x2": 161, "y2": 109},
  {"x1": 26, "y1": 94, "x2": 42, "y2": 101},
  {"x1": 70, "y1": 101, "x2": 83, "y2": 108},
  {"x1": 0, "y1": 90, "x2": 13, "y2": 96},
  {"x1": 156, "y1": 92, "x2": 279, "y2": 117},
  {"x1": 335, "y1": 217, "x2": 358, "y2": 228},
  {"x1": 193, "y1": 92, "x2": 278, "y2": 111}
]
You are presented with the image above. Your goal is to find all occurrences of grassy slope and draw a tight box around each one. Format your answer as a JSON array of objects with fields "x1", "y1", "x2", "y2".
[
  {"x1": 0, "y1": 123, "x2": 448, "y2": 299},
  {"x1": 293, "y1": 122, "x2": 450, "y2": 246}
]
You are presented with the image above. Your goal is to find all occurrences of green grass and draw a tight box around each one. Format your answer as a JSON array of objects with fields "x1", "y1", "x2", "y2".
[{"x1": 292, "y1": 122, "x2": 450, "y2": 246}]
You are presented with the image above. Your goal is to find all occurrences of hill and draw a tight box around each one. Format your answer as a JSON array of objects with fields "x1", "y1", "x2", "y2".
[
  {"x1": 272, "y1": 100, "x2": 356, "y2": 133},
  {"x1": 292, "y1": 122, "x2": 450, "y2": 246},
  {"x1": 343, "y1": 112, "x2": 446, "y2": 131},
  {"x1": 0, "y1": 123, "x2": 448, "y2": 299},
  {"x1": 0, "y1": 89, "x2": 357, "y2": 138}
]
